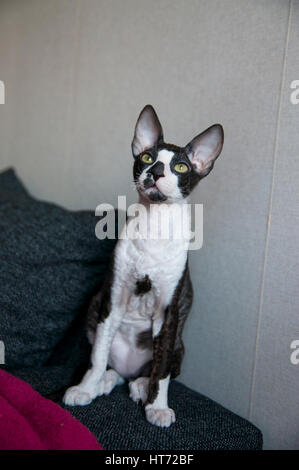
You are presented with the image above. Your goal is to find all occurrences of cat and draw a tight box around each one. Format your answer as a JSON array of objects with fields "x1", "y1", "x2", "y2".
[{"x1": 63, "y1": 105, "x2": 224, "y2": 427}]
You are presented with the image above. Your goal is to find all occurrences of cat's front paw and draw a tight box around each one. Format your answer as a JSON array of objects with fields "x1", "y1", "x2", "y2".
[
  {"x1": 145, "y1": 407, "x2": 176, "y2": 427},
  {"x1": 63, "y1": 386, "x2": 93, "y2": 406}
]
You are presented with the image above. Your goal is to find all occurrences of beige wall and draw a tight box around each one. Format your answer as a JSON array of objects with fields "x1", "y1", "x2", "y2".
[{"x1": 0, "y1": 0, "x2": 298, "y2": 449}]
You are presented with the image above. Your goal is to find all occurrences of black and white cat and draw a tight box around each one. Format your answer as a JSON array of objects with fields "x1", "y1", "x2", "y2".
[{"x1": 63, "y1": 105, "x2": 224, "y2": 427}]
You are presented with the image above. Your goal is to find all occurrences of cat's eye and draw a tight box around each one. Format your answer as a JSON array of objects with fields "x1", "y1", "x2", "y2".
[
  {"x1": 141, "y1": 153, "x2": 154, "y2": 164},
  {"x1": 174, "y1": 163, "x2": 189, "y2": 174}
]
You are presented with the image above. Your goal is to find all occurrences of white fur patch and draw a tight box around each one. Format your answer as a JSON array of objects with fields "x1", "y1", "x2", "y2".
[
  {"x1": 108, "y1": 318, "x2": 153, "y2": 378},
  {"x1": 146, "y1": 407, "x2": 176, "y2": 427},
  {"x1": 129, "y1": 377, "x2": 149, "y2": 404},
  {"x1": 63, "y1": 368, "x2": 124, "y2": 406}
]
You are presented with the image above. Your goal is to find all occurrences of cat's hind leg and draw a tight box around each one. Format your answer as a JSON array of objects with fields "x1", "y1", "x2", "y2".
[{"x1": 129, "y1": 377, "x2": 149, "y2": 404}]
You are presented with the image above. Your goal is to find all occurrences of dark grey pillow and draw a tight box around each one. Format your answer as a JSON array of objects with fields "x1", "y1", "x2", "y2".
[{"x1": 0, "y1": 168, "x2": 116, "y2": 368}]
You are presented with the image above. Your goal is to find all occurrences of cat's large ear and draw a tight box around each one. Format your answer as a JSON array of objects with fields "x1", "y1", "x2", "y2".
[
  {"x1": 185, "y1": 124, "x2": 224, "y2": 177},
  {"x1": 132, "y1": 105, "x2": 164, "y2": 157}
]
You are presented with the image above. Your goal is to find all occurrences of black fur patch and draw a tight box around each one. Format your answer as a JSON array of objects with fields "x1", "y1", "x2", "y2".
[
  {"x1": 136, "y1": 329, "x2": 153, "y2": 350},
  {"x1": 147, "y1": 161, "x2": 165, "y2": 181},
  {"x1": 135, "y1": 275, "x2": 152, "y2": 296},
  {"x1": 86, "y1": 251, "x2": 115, "y2": 337}
]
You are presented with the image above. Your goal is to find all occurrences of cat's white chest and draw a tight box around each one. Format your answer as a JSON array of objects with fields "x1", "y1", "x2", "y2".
[
  {"x1": 115, "y1": 237, "x2": 187, "y2": 301},
  {"x1": 115, "y1": 202, "x2": 189, "y2": 297}
]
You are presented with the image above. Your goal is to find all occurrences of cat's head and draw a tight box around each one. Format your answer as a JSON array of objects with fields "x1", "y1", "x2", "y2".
[{"x1": 132, "y1": 105, "x2": 224, "y2": 203}]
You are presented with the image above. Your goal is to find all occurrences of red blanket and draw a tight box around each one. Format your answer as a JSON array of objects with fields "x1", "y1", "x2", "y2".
[{"x1": 0, "y1": 369, "x2": 102, "y2": 450}]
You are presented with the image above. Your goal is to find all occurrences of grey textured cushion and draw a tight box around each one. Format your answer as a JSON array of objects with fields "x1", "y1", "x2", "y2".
[
  {"x1": 62, "y1": 381, "x2": 263, "y2": 450},
  {"x1": 0, "y1": 168, "x2": 116, "y2": 369}
]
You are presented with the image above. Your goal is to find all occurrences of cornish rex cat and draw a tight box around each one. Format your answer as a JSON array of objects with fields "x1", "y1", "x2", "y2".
[{"x1": 63, "y1": 105, "x2": 224, "y2": 427}]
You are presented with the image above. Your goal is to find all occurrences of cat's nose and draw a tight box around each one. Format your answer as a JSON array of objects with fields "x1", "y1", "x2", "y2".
[{"x1": 147, "y1": 161, "x2": 165, "y2": 181}]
